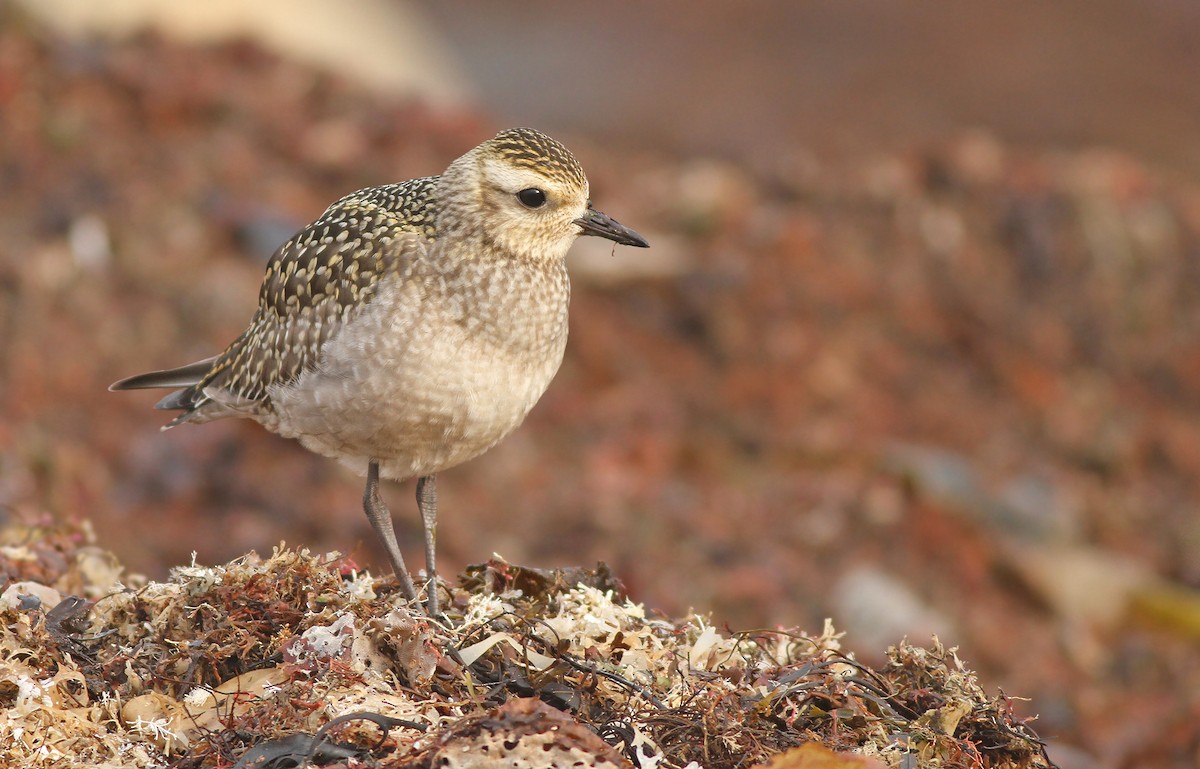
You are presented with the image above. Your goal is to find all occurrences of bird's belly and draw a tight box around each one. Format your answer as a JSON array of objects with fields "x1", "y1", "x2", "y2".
[{"x1": 267, "y1": 315, "x2": 564, "y2": 480}]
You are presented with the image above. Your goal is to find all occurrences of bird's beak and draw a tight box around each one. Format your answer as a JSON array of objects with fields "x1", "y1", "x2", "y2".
[{"x1": 574, "y1": 204, "x2": 649, "y2": 248}]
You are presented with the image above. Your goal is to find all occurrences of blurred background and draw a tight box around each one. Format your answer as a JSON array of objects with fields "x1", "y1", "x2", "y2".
[{"x1": 2, "y1": 1, "x2": 1199, "y2": 764}]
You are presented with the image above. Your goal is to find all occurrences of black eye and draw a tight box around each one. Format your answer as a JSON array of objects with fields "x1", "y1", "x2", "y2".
[{"x1": 516, "y1": 188, "x2": 547, "y2": 209}]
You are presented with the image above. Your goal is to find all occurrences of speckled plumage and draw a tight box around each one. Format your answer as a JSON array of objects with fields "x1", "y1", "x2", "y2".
[
  {"x1": 169, "y1": 179, "x2": 440, "y2": 411},
  {"x1": 111, "y1": 127, "x2": 649, "y2": 611}
]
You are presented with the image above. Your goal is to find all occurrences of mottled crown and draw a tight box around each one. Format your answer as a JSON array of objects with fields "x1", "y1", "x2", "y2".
[{"x1": 482, "y1": 128, "x2": 587, "y2": 189}]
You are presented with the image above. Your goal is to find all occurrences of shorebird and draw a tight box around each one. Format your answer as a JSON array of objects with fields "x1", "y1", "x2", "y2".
[{"x1": 111, "y1": 127, "x2": 649, "y2": 614}]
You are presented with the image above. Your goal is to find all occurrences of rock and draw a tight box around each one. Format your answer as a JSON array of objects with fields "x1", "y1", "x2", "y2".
[
  {"x1": 832, "y1": 566, "x2": 956, "y2": 653},
  {"x1": 13, "y1": 0, "x2": 472, "y2": 104}
]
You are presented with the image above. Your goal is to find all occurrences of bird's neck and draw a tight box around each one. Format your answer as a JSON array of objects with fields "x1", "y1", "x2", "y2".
[{"x1": 420, "y1": 246, "x2": 570, "y2": 355}]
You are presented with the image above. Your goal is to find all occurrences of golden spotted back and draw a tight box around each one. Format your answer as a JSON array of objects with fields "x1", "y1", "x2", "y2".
[{"x1": 183, "y1": 178, "x2": 438, "y2": 412}]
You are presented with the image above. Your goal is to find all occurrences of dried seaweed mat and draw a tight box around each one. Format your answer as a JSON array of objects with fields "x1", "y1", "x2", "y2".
[{"x1": 0, "y1": 520, "x2": 1054, "y2": 769}]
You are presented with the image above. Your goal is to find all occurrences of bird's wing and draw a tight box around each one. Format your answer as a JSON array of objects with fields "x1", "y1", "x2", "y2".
[
  {"x1": 134, "y1": 178, "x2": 439, "y2": 422},
  {"x1": 109, "y1": 356, "x2": 219, "y2": 391}
]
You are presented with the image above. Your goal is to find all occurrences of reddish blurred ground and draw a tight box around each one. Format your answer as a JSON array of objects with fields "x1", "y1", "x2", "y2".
[{"x1": 1, "y1": 10, "x2": 1199, "y2": 767}]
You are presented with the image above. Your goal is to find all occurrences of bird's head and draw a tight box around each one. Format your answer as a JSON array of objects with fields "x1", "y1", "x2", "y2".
[{"x1": 439, "y1": 127, "x2": 648, "y2": 264}]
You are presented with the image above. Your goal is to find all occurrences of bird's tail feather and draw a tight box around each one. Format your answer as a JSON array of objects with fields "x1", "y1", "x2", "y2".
[{"x1": 109, "y1": 356, "x2": 218, "y2": 422}]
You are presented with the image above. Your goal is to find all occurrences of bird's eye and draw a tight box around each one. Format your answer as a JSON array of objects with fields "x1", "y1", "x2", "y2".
[{"x1": 516, "y1": 188, "x2": 547, "y2": 209}]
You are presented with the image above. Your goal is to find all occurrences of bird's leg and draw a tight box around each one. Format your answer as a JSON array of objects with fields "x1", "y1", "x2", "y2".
[
  {"x1": 415, "y1": 474, "x2": 439, "y2": 616},
  {"x1": 363, "y1": 460, "x2": 417, "y2": 602}
]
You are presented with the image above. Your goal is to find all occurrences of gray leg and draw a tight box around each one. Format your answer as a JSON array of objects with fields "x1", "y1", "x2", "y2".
[
  {"x1": 416, "y1": 474, "x2": 439, "y2": 615},
  {"x1": 363, "y1": 460, "x2": 417, "y2": 601}
]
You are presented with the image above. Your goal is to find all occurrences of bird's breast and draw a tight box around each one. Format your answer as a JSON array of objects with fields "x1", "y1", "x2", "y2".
[{"x1": 266, "y1": 258, "x2": 570, "y2": 479}]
